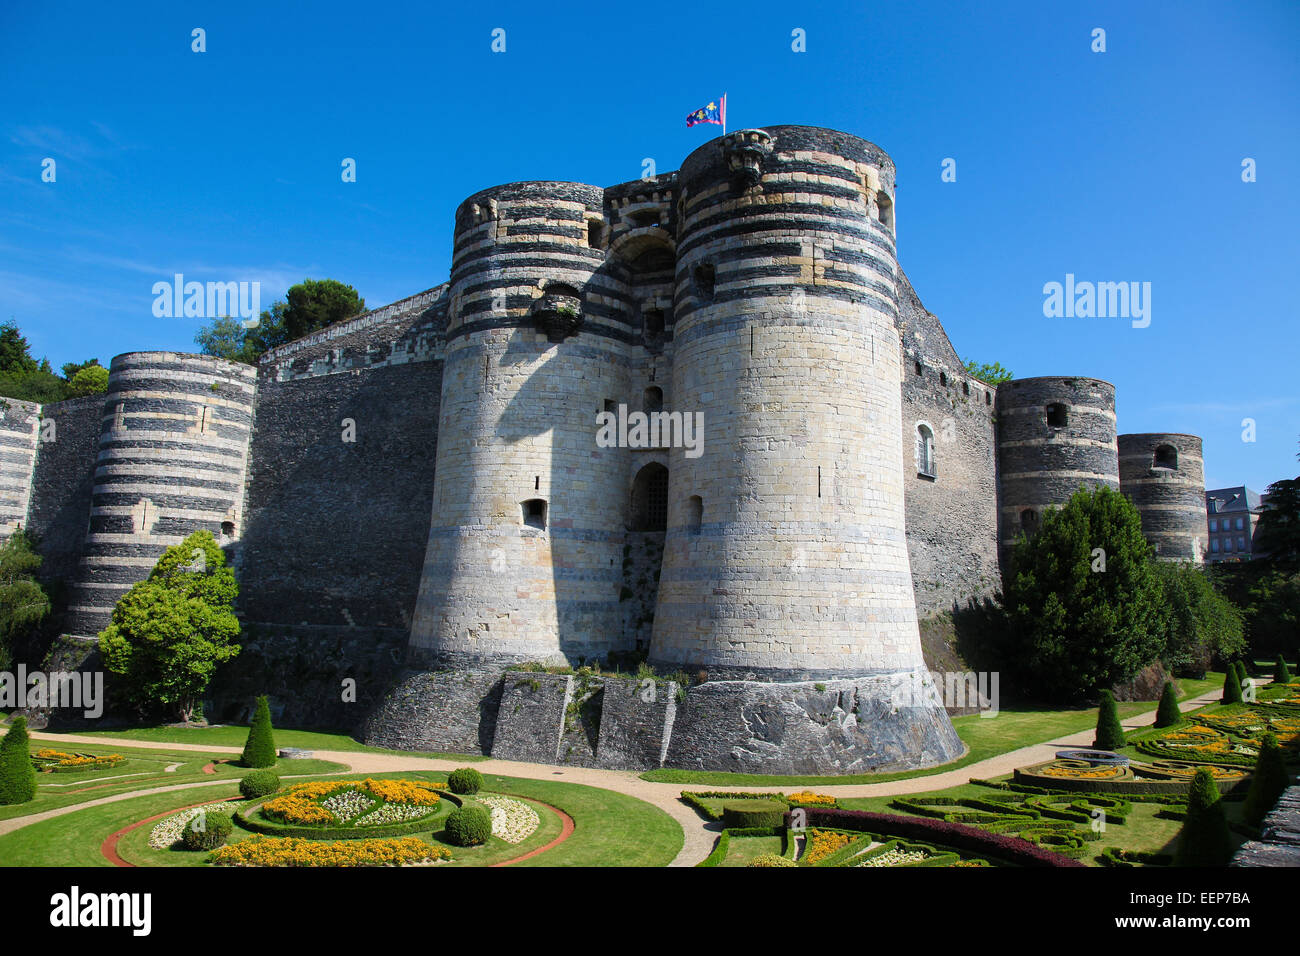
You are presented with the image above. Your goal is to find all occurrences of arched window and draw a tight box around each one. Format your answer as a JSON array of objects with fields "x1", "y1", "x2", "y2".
[
  {"x1": 939, "y1": 372, "x2": 948, "y2": 387},
  {"x1": 522, "y1": 498, "x2": 547, "y2": 530},
  {"x1": 643, "y1": 386, "x2": 663, "y2": 413},
  {"x1": 1046, "y1": 403, "x2": 1068, "y2": 428},
  {"x1": 916, "y1": 424, "x2": 936, "y2": 478},
  {"x1": 630, "y1": 463, "x2": 669, "y2": 532},
  {"x1": 1154, "y1": 444, "x2": 1178, "y2": 469},
  {"x1": 686, "y1": 495, "x2": 703, "y2": 535}
]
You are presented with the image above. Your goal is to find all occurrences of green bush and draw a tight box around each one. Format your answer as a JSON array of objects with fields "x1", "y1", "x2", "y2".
[
  {"x1": 1243, "y1": 733, "x2": 1289, "y2": 828},
  {"x1": 240, "y1": 695, "x2": 276, "y2": 768},
  {"x1": 1274, "y1": 655, "x2": 1292, "y2": 684},
  {"x1": 1093, "y1": 690, "x2": 1125, "y2": 750},
  {"x1": 1175, "y1": 768, "x2": 1232, "y2": 866},
  {"x1": 0, "y1": 716, "x2": 37, "y2": 805},
  {"x1": 447, "y1": 767, "x2": 483, "y2": 795},
  {"x1": 1222, "y1": 666, "x2": 1243, "y2": 704},
  {"x1": 721, "y1": 800, "x2": 787, "y2": 829},
  {"x1": 443, "y1": 805, "x2": 492, "y2": 846},
  {"x1": 1154, "y1": 681, "x2": 1181, "y2": 728},
  {"x1": 239, "y1": 769, "x2": 280, "y2": 798},
  {"x1": 181, "y1": 810, "x2": 232, "y2": 850}
]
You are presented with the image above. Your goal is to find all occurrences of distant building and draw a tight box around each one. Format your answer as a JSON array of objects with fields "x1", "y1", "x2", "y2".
[{"x1": 1204, "y1": 486, "x2": 1268, "y2": 562}]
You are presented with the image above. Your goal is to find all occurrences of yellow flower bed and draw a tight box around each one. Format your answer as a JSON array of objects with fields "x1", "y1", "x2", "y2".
[
  {"x1": 802, "y1": 828, "x2": 854, "y2": 864},
  {"x1": 35, "y1": 749, "x2": 124, "y2": 768},
  {"x1": 1040, "y1": 764, "x2": 1124, "y2": 779},
  {"x1": 788, "y1": 791, "x2": 837, "y2": 807},
  {"x1": 261, "y1": 778, "x2": 443, "y2": 826},
  {"x1": 211, "y1": 836, "x2": 452, "y2": 867}
]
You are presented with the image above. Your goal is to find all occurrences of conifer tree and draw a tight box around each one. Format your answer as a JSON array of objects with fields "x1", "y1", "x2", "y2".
[
  {"x1": 240, "y1": 695, "x2": 276, "y2": 768},
  {"x1": 1093, "y1": 690, "x2": 1126, "y2": 750},
  {"x1": 1176, "y1": 767, "x2": 1233, "y2": 866},
  {"x1": 1243, "y1": 733, "x2": 1289, "y2": 828},
  {"x1": 0, "y1": 716, "x2": 37, "y2": 805},
  {"x1": 1154, "y1": 680, "x2": 1181, "y2": 728}
]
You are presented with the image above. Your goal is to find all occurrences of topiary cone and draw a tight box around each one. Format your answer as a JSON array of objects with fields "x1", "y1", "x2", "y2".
[
  {"x1": 1154, "y1": 681, "x2": 1181, "y2": 728},
  {"x1": 1222, "y1": 665, "x2": 1243, "y2": 704},
  {"x1": 240, "y1": 695, "x2": 277, "y2": 768},
  {"x1": 0, "y1": 716, "x2": 37, "y2": 805},
  {"x1": 1275, "y1": 655, "x2": 1293, "y2": 684},
  {"x1": 1175, "y1": 767, "x2": 1233, "y2": 866},
  {"x1": 1243, "y1": 733, "x2": 1289, "y2": 828},
  {"x1": 1093, "y1": 690, "x2": 1126, "y2": 750}
]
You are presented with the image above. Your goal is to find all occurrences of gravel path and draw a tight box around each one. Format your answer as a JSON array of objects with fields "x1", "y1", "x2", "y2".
[{"x1": 6, "y1": 687, "x2": 1224, "y2": 867}]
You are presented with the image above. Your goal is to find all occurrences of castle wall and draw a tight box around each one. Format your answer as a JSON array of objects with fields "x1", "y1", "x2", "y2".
[
  {"x1": 64, "y1": 352, "x2": 257, "y2": 637},
  {"x1": 650, "y1": 126, "x2": 933, "y2": 683},
  {"x1": 896, "y1": 271, "x2": 1000, "y2": 617},
  {"x1": 215, "y1": 291, "x2": 447, "y2": 727},
  {"x1": 995, "y1": 376, "x2": 1120, "y2": 563},
  {"x1": 1118, "y1": 433, "x2": 1207, "y2": 563},
  {"x1": 0, "y1": 398, "x2": 41, "y2": 540},
  {"x1": 24, "y1": 396, "x2": 106, "y2": 622}
]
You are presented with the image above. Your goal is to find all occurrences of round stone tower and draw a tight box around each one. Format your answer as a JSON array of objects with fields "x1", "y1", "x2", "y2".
[
  {"x1": 66, "y1": 352, "x2": 256, "y2": 636},
  {"x1": 995, "y1": 376, "x2": 1120, "y2": 556},
  {"x1": 406, "y1": 181, "x2": 634, "y2": 668},
  {"x1": 647, "y1": 126, "x2": 961, "y2": 772},
  {"x1": 1117, "y1": 433, "x2": 1207, "y2": 562}
]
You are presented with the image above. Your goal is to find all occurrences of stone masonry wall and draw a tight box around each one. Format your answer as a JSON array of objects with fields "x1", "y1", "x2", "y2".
[{"x1": 896, "y1": 271, "x2": 1001, "y2": 618}]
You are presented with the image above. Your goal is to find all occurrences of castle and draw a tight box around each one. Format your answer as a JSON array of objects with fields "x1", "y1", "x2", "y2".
[{"x1": 0, "y1": 126, "x2": 1210, "y2": 773}]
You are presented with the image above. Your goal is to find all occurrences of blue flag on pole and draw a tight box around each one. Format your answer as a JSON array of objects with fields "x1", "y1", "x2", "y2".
[{"x1": 686, "y1": 94, "x2": 726, "y2": 129}]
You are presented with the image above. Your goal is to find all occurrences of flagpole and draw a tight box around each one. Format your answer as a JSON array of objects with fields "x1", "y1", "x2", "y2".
[{"x1": 722, "y1": 92, "x2": 727, "y2": 135}]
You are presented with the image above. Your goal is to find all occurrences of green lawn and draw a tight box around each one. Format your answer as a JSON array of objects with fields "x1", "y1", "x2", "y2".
[
  {"x1": 54, "y1": 723, "x2": 486, "y2": 761},
  {"x1": 0, "y1": 741, "x2": 346, "y2": 823},
  {"x1": 644, "y1": 673, "x2": 1225, "y2": 786},
  {"x1": 0, "y1": 770, "x2": 683, "y2": 868},
  {"x1": 719, "y1": 834, "x2": 784, "y2": 866}
]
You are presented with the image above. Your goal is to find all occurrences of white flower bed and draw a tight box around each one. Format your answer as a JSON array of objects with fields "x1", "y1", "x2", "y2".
[
  {"x1": 149, "y1": 802, "x2": 237, "y2": 849},
  {"x1": 321, "y1": 789, "x2": 377, "y2": 822},
  {"x1": 855, "y1": 846, "x2": 930, "y2": 867},
  {"x1": 356, "y1": 802, "x2": 437, "y2": 826},
  {"x1": 478, "y1": 794, "x2": 540, "y2": 844}
]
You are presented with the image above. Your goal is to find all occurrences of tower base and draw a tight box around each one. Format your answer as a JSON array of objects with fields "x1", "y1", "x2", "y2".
[{"x1": 362, "y1": 667, "x2": 963, "y2": 775}]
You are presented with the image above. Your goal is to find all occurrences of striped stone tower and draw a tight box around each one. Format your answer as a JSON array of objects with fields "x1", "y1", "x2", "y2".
[
  {"x1": 1118, "y1": 433, "x2": 1207, "y2": 563},
  {"x1": 407, "y1": 181, "x2": 636, "y2": 668},
  {"x1": 0, "y1": 400, "x2": 41, "y2": 537},
  {"x1": 646, "y1": 126, "x2": 961, "y2": 772},
  {"x1": 65, "y1": 352, "x2": 256, "y2": 636},
  {"x1": 995, "y1": 376, "x2": 1120, "y2": 558}
]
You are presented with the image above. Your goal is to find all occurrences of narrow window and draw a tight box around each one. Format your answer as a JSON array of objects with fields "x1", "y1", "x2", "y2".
[
  {"x1": 221, "y1": 520, "x2": 235, "y2": 538},
  {"x1": 643, "y1": 386, "x2": 663, "y2": 413},
  {"x1": 522, "y1": 499, "x2": 547, "y2": 530},
  {"x1": 1154, "y1": 444, "x2": 1178, "y2": 469},
  {"x1": 914, "y1": 361, "x2": 923, "y2": 377},
  {"x1": 939, "y1": 371, "x2": 948, "y2": 387},
  {"x1": 1021, "y1": 509, "x2": 1038, "y2": 533},
  {"x1": 876, "y1": 191, "x2": 894, "y2": 230},
  {"x1": 686, "y1": 495, "x2": 703, "y2": 535},
  {"x1": 1046, "y1": 403, "x2": 1068, "y2": 428},
  {"x1": 985, "y1": 391, "x2": 992, "y2": 406},
  {"x1": 604, "y1": 399, "x2": 617, "y2": 413},
  {"x1": 963, "y1": 380, "x2": 970, "y2": 397},
  {"x1": 916, "y1": 424, "x2": 936, "y2": 478},
  {"x1": 587, "y1": 218, "x2": 606, "y2": 249},
  {"x1": 694, "y1": 263, "x2": 716, "y2": 301}
]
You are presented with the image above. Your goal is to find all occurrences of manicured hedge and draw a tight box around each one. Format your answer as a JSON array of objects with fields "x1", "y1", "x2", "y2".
[
  {"x1": 239, "y1": 770, "x2": 280, "y2": 799},
  {"x1": 681, "y1": 790, "x2": 784, "y2": 821},
  {"x1": 182, "y1": 811, "x2": 232, "y2": 850},
  {"x1": 799, "y1": 808, "x2": 1085, "y2": 867},
  {"x1": 1098, "y1": 846, "x2": 1173, "y2": 867},
  {"x1": 721, "y1": 800, "x2": 787, "y2": 829},
  {"x1": 447, "y1": 767, "x2": 484, "y2": 795},
  {"x1": 444, "y1": 805, "x2": 492, "y2": 846}
]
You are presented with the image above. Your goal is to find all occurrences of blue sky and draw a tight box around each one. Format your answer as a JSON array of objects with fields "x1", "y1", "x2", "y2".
[{"x1": 1, "y1": 0, "x2": 1296, "y2": 490}]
